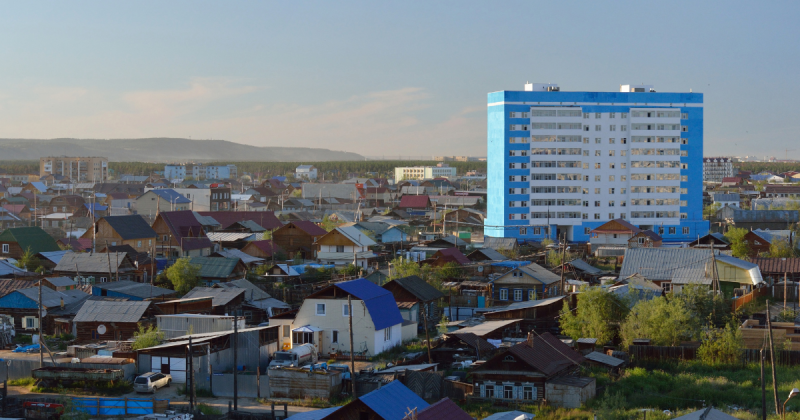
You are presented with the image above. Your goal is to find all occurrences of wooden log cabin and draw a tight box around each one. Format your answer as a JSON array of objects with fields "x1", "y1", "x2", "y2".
[
  {"x1": 73, "y1": 300, "x2": 155, "y2": 342},
  {"x1": 270, "y1": 221, "x2": 327, "y2": 260}
]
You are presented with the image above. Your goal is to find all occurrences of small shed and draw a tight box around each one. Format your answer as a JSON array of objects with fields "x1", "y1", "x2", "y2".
[
  {"x1": 73, "y1": 300, "x2": 153, "y2": 342},
  {"x1": 268, "y1": 368, "x2": 343, "y2": 400},
  {"x1": 544, "y1": 376, "x2": 596, "y2": 408}
]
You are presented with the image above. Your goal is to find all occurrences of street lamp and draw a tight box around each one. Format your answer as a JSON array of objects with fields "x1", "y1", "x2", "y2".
[{"x1": 784, "y1": 388, "x2": 800, "y2": 420}]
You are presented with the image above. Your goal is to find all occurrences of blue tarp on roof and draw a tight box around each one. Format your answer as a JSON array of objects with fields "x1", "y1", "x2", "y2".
[
  {"x1": 271, "y1": 176, "x2": 287, "y2": 182},
  {"x1": 335, "y1": 278, "x2": 404, "y2": 331},
  {"x1": 359, "y1": 381, "x2": 429, "y2": 420},
  {"x1": 491, "y1": 261, "x2": 531, "y2": 269},
  {"x1": 290, "y1": 264, "x2": 335, "y2": 274},
  {"x1": 150, "y1": 189, "x2": 191, "y2": 204}
]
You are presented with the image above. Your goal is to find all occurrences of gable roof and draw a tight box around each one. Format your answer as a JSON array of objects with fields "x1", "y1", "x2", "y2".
[
  {"x1": 14, "y1": 287, "x2": 89, "y2": 309},
  {"x1": 0, "y1": 227, "x2": 61, "y2": 254},
  {"x1": 100, "y1": 215, "x2": 157, "y2": 240},
  {"x1": 92, "y1": 280, "x2": 176, "y2": 299},
  {"x1": 198, "y1": 211, "x2": 282, "y2": 230},
  {"x1": 398, "y1": 195, "x2": 431, "y2": 209},
  {"x1": 285, "y1": 220, "x2": 327, "y2": 237},
  {"x1": 467, "y1": 248, "x2": 508, "y2": 261},
  {"x1": 244, "y1": 240, "x2": 283, "y2": 257},
  {"x1": 751, "y1": 257, "x2": 800, "y2": 274},
  {"x1": 158, "y1": 211, "x2": 213, "y2": 251},
  {"x1": 183, "y1": 287, "x2": 246, "y2": 307},
  {"x1": 447, "y1": 332, "x2": 496, "y2": 354},
  {"x1": 432, "y1": 247, "x2": 471, "y2": 265},
  {"x1": 54, "y1": 252, "x2": 132, "y2": 274},
  {"x1": 58, "y1": 238, "x2": 93, "y2": 251},
  {"x1": 416, "y1": 398, "x2": 472, "y2": 420},
  {"x1": 73, "y1": 300, "x2": 151, "y2": 323},
  {"x1": 333, "y1": 226, "x2": 377, "y2": 247},
  {"x1": 333, "y1": 279, "x2": 403, "y2": 330},
  {"x1": 567, "y1": 259, "x2": 604, "y2": 275},
  {"x1": 358, "y1": 381, "x2": 429, "y2": 420},
  {"x1": 213, "y1": 249, "x2": 265, "y2": 265},
  {"x1": 505, "y1": 332, "x2": 584, "y2": 376},
  {"x1": 673, "y1": 407, "x2": 739, "y2": 420},
  {"x1": 620, "y1": 248, "x2": 712, "y2": 281},
  {"x1": 511, "y1": 263, "x2": 561, "y2": 285},
  {"x1": 384, "y1": 276, "x2": 444, "y2": 302},
  {"x1": 483, "y1": 236, "x2": 518, "y2": 251},
  {"x1": 591, "y1": 218, "x2": 640, "y2": 234},
  {"x1": 42, "y1": 276, "x2": 77, "y2": 287},
  {"x1": 213, "y1": 278, "x2": 271, "y2": 301},
  {"x1": 188, "y1": 256, "x2": 242, "y2": 279},
  {"x1": 148, "y1": 189, "x2": 191, "y2": 204}
]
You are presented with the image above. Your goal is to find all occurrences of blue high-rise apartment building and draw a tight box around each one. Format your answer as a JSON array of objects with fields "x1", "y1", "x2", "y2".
[{"x1": 485, "y1": 83, "x2": 709, "y2": 243}]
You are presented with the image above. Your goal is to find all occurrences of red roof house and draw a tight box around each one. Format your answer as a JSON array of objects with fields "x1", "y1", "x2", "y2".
[{"x1": 398, "y1": 195, "x2": 431, "y2": 210}]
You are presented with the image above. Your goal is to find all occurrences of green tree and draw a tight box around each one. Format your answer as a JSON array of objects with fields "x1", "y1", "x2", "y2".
[
  {"x1": 703, "y1": 203, "x2": 721, "y2": 220},
  {"x1": 619, "y1": 296, "x2": 693, "y2": 348},
  {"x1": 437, "y1": 315, "x2": 450, "y2": 336},
  {"x1": 15, "y1": 247, "x2": 42, "y2": 272},
  {"x1": 697, "y1": 319, "x2": 743, "y2": 364},
  {"x1": 724, "y1": 227, "x2": 751, "y2": 258},
  {"x1": 320, "y1": 215, "x2": 342, "y2": 232},
  {"x1": 131, "y1": 324, "x2": 165, "y2": 350},
  {"x1": 559, "y1": 286, "x2": 628, "y2": 345},
  {"x1": 768, "y1": 238, "x2": 795, "y2": 258},
  {"x1": 165, "y1": 257, "x2": 201, "y2": 295}
]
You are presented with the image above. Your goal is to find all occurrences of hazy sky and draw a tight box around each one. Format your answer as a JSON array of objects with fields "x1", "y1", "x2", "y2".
[{"x1": 2, "y1": 1, "x2": 799, "y2": 158}]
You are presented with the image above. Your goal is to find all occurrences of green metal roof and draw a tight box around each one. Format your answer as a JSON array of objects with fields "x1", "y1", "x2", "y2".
[
  {"x1": 0, "y1": 226, "x2": 61, "y2": 254},
  {"x1": 189, "y1": 256, "x2": 241, "y2": 279}
]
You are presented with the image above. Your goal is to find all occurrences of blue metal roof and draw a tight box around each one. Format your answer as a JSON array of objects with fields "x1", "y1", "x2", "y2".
[
  {"x1": 150, "y1": 189, "x2": 191, "y2": 204},
  {"x1": 335, "y1": 278, "x2": 404, "y2": 331},
  {"x1": 359, "y1": 381, "x2": 429, "y2": 420}
]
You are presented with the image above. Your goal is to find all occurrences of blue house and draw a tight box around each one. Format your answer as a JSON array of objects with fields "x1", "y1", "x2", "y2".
[{"x1": 0, "y1": 286, "x2": 88, "y2": 334}]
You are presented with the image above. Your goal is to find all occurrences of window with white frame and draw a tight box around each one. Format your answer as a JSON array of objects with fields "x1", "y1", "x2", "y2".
[
  {"x1": 513, "y1": 289, "x2": 522, "y2": 301},
  {"x1": 519, "y1": 228, "x2": 527, "y2": 235},
  {"x1": 523, "y1": 385, "x2": 535, "y2": 400},
  {"x1": 485, "y1": 384, "x2": 495, "y2": 398},
  {"x1": 499, "y1": 289, "x2": 508, "y2": 300},
  {"x1": 584, "y1": 227, "x2": 590, "y2": 234},
  {"x1": 595, "y1": 113, "x2": 601, "y2": 119},
  {"x1": 343, "y1": 303, "x2": 350, "y2": 317},
  {"x1": 1, "y1": 244, "x2": 7, "y2": 254},
  {"x1": 683, "y1": 227, "x2": 690, "y2": 235},
  {"x1": 595, "y1": 125, "x2": 601, "y2": 131},
  {"x1": 503, "y1": 385, "x2": 514, "y2": 399},
  {"x1": 316, "y1": 303, "x2": 326, "y2": 316},
  {"x1": 384, "y1": 327, "x2": 392, "y2": 341}
]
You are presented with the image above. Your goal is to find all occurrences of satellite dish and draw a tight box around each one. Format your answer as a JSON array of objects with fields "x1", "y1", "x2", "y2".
[
  {"x1": 97, "y1": 325, "x2": 107, "y2": 335},
  {"x1": 477, "y1": 266, "x2": 484, "y2": 273},
  {"x1": 40, "y1": 309, "x2": 47, "y2": 318}
]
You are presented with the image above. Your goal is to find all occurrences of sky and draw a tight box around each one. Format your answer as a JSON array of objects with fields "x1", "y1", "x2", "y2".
[{"x1": 1, "y1": 1, "x2": 799, "y2": 158}]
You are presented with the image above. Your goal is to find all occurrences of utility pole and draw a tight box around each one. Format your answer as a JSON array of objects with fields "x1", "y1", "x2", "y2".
[
  {"x1": 761, "y1": 347, "x2": 767, "y2": 420},
  {"x1": 38, "y1": 279, "x2": 43, "y2": 367},
  {"x1": 766, "y1": 301, "x2": 780, "y2": 415},
  {"x1": 348, "y1": 295, "x2": 356, "y2": 397},
  {"x1": 559, "y1": 233, "x2": 567, "y2": 296},
  {"x1": 233, "y1": 311, "x2": 238, "y2": 411},
  {"x1": 784, "y1": 272, "x2": 788, "y2": 311},
  {"x1": 422, "y1": 301, "x2": 432, "y2": 364},
  {"x1": 188, "y1": 335, "x2": 194, "y2": 413}
]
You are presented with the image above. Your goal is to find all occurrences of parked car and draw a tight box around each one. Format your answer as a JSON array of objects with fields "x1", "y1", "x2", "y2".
[{"x1": 134, "y1": 372, "x2": 172, "y2": 393}]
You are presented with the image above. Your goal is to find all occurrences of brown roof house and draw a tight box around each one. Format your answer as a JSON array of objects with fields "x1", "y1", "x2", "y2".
[
  {"x1": 382, "y1": 275, "x2": 444, "y2": 332},
  {"x1": 627, "y1": 230, "x2": 663, "y2": 248},
  {"x1": 589, "y1": 218, "x2": 640, "y2": 257},
  {"x1": 471, "y1": 332, "x2": 593, "y2": 408}
]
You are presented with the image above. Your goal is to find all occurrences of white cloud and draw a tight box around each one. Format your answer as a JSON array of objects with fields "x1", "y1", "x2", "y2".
[{"x1": 0, "y1": 80, "x2": 486, "y2": 155}]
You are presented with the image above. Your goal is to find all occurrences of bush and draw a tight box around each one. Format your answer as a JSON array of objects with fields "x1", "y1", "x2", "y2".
[
  {"x1": 8, "y1": 377, "x2": 35, "y2": 386},
  {"x1": 197, "y1": 404, "x2": 222, "y2": 415}
]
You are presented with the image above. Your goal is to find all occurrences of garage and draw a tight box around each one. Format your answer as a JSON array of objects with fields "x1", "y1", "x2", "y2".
[{"x1": 151, "y1": 356, "x2": 187, "y2": 383}]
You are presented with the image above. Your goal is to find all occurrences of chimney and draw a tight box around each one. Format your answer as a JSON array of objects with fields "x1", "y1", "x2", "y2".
[{"x1": 527, "y1": 332, "x2": 534, "y2": 348}]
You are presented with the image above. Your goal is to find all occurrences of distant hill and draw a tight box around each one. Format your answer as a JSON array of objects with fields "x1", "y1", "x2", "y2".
[{"x1": 0, "y1": 138, "x2": 364, "y2": 162}]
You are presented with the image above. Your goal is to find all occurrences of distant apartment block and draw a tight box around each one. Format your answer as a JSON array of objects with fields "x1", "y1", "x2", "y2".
[
  {"x1": 485, "y1": 82, "x2": 708, "y2": 243},
  {"x1": 295, "y1": 165, "x2": 318, "y2": 180},
  {"x1": 163, "y1": 164, "x2": 237, "y2": 180},
  {"x1": 702, "y1": 157, "x2": 733, "y2": 183},
  {"x1": 395, "y1": 164, "x2": 457, "y2": 181},
  {"x1": 40, "y1": 156, "x2": 108, "y2": 182},
  {"x1": 434, "y1": 156, "x2": 483, "y2": 162}
]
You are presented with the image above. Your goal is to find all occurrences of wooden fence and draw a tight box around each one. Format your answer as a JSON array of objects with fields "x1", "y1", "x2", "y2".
[
  {"x1": 732, "y1": 286, "x2": 770, "y2": 312},
  {"x1": 629, "y1": 345, "x2": 800, "y2": 366}
]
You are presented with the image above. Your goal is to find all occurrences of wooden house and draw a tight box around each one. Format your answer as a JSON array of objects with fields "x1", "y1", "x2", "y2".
[
  {"x1": 627, "y1": 230, "x2": 662, "y2": 248},
  {"x1": 482, "y1": 296, "x2": 566, "y2": 332},
  {"x1": 48, "y1": 195, "x2": 86, "y2": 215},
  {"x1": 490, "y1": 263, "x2": 561, "y2": 303},
  {"x1": 73, "y1": 300, "x2": 154, "y2": 342},
  {"x1": 188, "y1": 256, "x2": 247, "y2": 284},
  {"x1": 382, "y1": 275, "x2": 444, "y2": 331},
  {"x1": 688, "y1": 233, "x2": 731, "y2": 250},
  {"x1": 0, "y1": 226, "x2": 61, "y2": 259},
  {"x1": 0, "y1": 286, "x2": 89, "y2": 334},
  {"x1": 151, "y1": 210, "x2": 214, "y2": 259},
  {"x1": 54, "y1": 252, "x2": 138, "y2": 283},
  {"x1": 315, "y1": 226, "x2": 376, "y2": 269},
  {"x1": 271, "y1": 221, "x2": 327, "y2": 260},
  {"x1": 432, "y1": 332, "x2": 497, "y2": 364},
  {"x1": 470, "y1": 332, "x2": 589, "y2": 405},
  {"x1": 182, "y1": 287, "x2": 247, "y2": 317},
  {"x1": 241, "y1": 240, "x2": 284, "y2": 260},
  {"x1": 81, "y1": 215, "x2": 157, "y2": 253},
  {"x1": 37, "y1": 276, "x2": 78, "y2": 292},
  {"x1": 154, "y1": 297, "x2": 214, "y2": 315}
]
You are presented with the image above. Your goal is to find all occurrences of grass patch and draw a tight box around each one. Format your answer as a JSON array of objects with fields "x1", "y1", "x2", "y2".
[
  {"x1": 371, "y1": 339, "x2": 428, "y2": 362},
  {"x1": 197, "y1": 404, "x2": 222, "y2": 415},
  {"x1": 258, "y1": 396, "x2": 354, "y2": 409},
  {"x1": 8, "y1": 377, "x2": 35, "y2": 387},
  {"x1": 177, "y1": 385, "x2": 214, "y2": 398},
  {"x1": 32, "y1": 380, "x2": 133, "y2": 396},
  {"x1": 593, "y1": 361, "x2": 800, "y2": 415}
]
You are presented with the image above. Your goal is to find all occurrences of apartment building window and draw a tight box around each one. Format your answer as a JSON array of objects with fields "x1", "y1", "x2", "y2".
[
  {"x1": 533, "y1": 227, "x2": 541, "y2": 235},
  {"x1": 509, "y1": 163, "x2": 516, "y2": 169},
  {"x1": 610, "y1": 125, "x2": 616, "y2": 131},
  {"x1": 621, "y1": 150, "x2": 627, "y2": 156},
  {"x1": 583, "y1": 137, "x2": 589, "y2": 143},
  {"x1": 519, "y1": 228, "x2": 527, "y2": 235},
  {"x1": 621, "y1": 213, "x2": 626, "y2": 219},
  {"x1": 595, "y1": 125, "x2": 601, "y2": 131},
  {"x1": 621, "y1": 188, "x2": 627, "y2": 194},
  {"x1": 594, "y1": 138, "x2": 601, "y2": 144},
  {"x1": 594, "y1": 188, "x2": 600, "y2": 194},
  {"x1": 609, "y1": 138, "x2": 615, "y2": 144},
  {"x1": 621, "y1": 163, "x2": 627, "y2": 169},
  {"x1": 594, "y1": 201, "x2": 601, "y2": 207},
  {"x1": 583, "y1": 150, "x2": 589, "y2": 156},
  {"x1": 681, "y1": 213, "x2": 688, "y2": 219},
  {"x1": 583, "y1": 163, "x2": 589, "y2": 169},
  {"x1": 584, "y1": 227, "x2": 591, "y2": 234},
  {"x1": 509, "y1": 201, "x2": 516, "y2": 207},
  {"x1": 508, "y1": 214, "x2": 514, "y2": 220},
  {"x1": 594, "y1": 175, "x2": 601, "y2": 182},
  {"x1": 582, "y1": 213, "x2": 588, "y2": 220},
  {"x1": 609, "y1": 175, "x2": 615, "y2": 182},
  {"x1": 681, "y1": 126, "x2": 688, "y2": 132},
  {"x1": 609, "y1": 200, "x2": 615, "y2": 207},
  {"x1": 609, "y1": 150, "x2": 615, "y2": 156},
  {"x1": 621, "y1": 125, "x2": 627, "y2": 131},
  {"x1": 683, "y1": 227, "x2": 690, "y2": 235},
  {"x1": 609, "y1": 188, "x2": 615, "y2": 194},
  {"x1": 609, "y1": 213, "x2": 615, "y2": 219},
  {"x1": 595, "y1": 113, "x2": 601, "y2": 119},
  {"x1": 669, "y1": 227, "x2": 676, "y2": 235},
  {"x1": 521, "y1": 175, "x2": 527, "y2": 181},
  {"x1": 681, "y1": 113, "x2": 688, "y2": 119},
  {"x1": 659, "y1": 227, "x2": 665, "y2": 235},
  {"x1": 621, "y1": 112, "x2": 628, "y2": 118},
  {"x1": 595, "y1": 163, "x2": 601, "y2": 169},
  {"x1": 681, "y1": 138, "x2": 688, "y2": 145},
  {"x1": 584, "y1": 126, "x2": 590, "y2": 131},
  {"x1": 621, "y1": 175, "x2": 627, "y2": 181},
  {"x1": 583, "y1": 113, "x2": 590, "y2": 119},
  {"x1": 582, "y1": 188, "x2": 589, "y2": 194},
  {"x1": 609, "y1": 163, "x2": 616, "y2": 169},
  {"x1": 594, "y1": 213, "x2": 601, "y2": 220},
  {"x1": 595, "y1": 150, "x2": 601, "y2": 157},
  {"x1": 621, "y1": 138, "x2": 627, "y2": 144}
]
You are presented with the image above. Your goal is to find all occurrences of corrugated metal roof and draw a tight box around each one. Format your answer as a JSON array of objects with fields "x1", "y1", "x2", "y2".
[
  {"x1": 102, "y1": 215, "x2": 157, "y2": 240},
  {"x1": 213, "y1": 278, "x2": 271, "y2": 301},
  {"x1": 358, "y1": 381, "x2": 429, "y2": 420},
  {"x1": 335, "y1": 226, "x2": 377, "y2": 247},
  {"x1": 16, "y1": 287, "x2": 88, "y2": 309},
  {"x1": 620, "y1": 248, "x2": 713, "y2": 281},
  {"x1": 716, "y1": 206, "x2": 800, "y2": 223},
  {"x1": 517, "y1": 263, "x2": 561, "y2": 285},
  {"x1": 335, "y1": 279, "x2": 403, "y2": 331},
  {"x1": 43, "y1": 277, "x2": 76, "y2": 287},
  {"x1": 188, "y1": 256, "x2": 241, "y2": 279},
  {"x1": 207, "y1": 232, "x2": 255, "y2": 242},
  {"x1": 213, "y1": 249, "x2": 264, "y2": 265},
  {"x1": 384, "y1": 276, "x2": 444, "y2": 302},
  {"x1": 55, "y1": 252, "x2": 131, "y2": 274},
  {"x1": 149, "y1": 189, "x2": 191, "y2": 204},
  {"x1": 37, "y1": 251, "x2": 69, "y2": 264},
  {"x1": 486, "y1": 296, "x2": 566, "y2": 314},
  {"x1": 74, "y1": 301, "x2": 151, "y2": 323},
  {"x1": 752, "y1": 257, "x2": 800, "y2": 273},
  {"x1": 453, "y1": 319, "x2": 521, "y2": 337},
  {"x1": 93, "y1": 280, "x2": 176, "y2": 299},
  {"x1": 467, "y1": 248, "x2": 508, "y2": 261},
  {"x1": 584, "y1": 351, "x2": 625, "y2": 367},
  {"x1": 501, "y1": 332, "x2": 584, "y2": 376},
  {"x1": 183, "y1": 287, "x2": 245, "y2": 307},
  {"x1": 433, "y1": 248, "x2": 471, "y2": 265},
  {"x1": 447, "y1": 332, "x2": 496, "y2": 354},
  {"x1": 568, "y1": 259, "x2": 604, "y2": 275}
]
